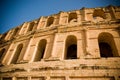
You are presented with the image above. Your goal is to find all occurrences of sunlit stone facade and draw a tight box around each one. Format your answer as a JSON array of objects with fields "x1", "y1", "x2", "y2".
[{"x1": 0, "y1": 5, "x2": 120, "y2": 80}]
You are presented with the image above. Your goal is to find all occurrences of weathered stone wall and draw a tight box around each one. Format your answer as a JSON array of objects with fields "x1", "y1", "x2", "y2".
[{"x1": 0, "y1": 5, "x2": 120, "y2": 80}]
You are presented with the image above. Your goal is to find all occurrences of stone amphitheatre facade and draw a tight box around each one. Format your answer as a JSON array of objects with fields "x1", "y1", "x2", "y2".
[{"x1": 0, "y1": 5, "x2": 120, "y2": 80}]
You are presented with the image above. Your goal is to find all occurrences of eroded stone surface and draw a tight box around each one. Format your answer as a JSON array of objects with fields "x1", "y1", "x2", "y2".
[{"x1": 0, "y1": 5, "x2": 120, "y2": 80}]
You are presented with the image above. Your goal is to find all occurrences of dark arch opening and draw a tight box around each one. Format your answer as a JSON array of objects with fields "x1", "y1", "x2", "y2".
[
  {"x1": 11, "y1": 44, "x2": 23, "y2": 64},
  {"x1": 99, "y1": 42, "x2": 113, "y2": 57},
  {"x1": 34, "y1": 39, "x2": 47, "y2": 61},
  {"x1": 28, "y1": 22, "x2": 34, "y2": 31},
  {"x1": 98, "y1": 32, "x2": 118, "y2": 57},
  {"x1": 65, "y1": 35, "x2": 77, "y2": 59},
  {"x1": 93, "y1": 9, "x2": 106, "y2": 19},
  {"x1": 46, "y1": 17, "x2": 54, "y2": 27},
  {"x1": 67, "y1": 44, "x2": 77, "y2": 59},
  {"x1": 68, "y1": 13, "x2": 77, "y2": 23}
]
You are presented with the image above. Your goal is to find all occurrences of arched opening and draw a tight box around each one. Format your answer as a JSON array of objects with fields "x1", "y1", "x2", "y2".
[
  {"x1": 93, "y1": 9, "x2": 106, "y2": 19},
  {"x1": 68, "y1": 13, "x2": 77, "y2": 23},
  {"x1": 28, "y1": 22, "x2": 34, "y2": 31},
  {"x1": 98, "y1": 33, "x2": 118, "y2": 57},
  {"x1": 65, "y1": 35, "x2": 77, "y2": 59},
  {"x1": 0, "y1": 48, "x2": 5, "y2": 60},
  {"x1": 11, "y1": 44, "x2": 23, "y2": 64},
  {"x1": 46, "y1": 17, "x2": 54, "y2": 27},
  {"x1": 99, "y1": 42, "x2": 113, "y2": 57},
  {"x1": 34, "y1": 39, "x2": 47, "y2": 61},
  {"x1": 67, "y1": 44, "x2": 77, "y2": 59}
]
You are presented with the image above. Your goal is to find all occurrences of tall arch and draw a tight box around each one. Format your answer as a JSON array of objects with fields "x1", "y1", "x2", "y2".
[
  {"x1": 11, "y1": 44, "x2": 23, "y2": 64},
  {"x1": 0, "y1": 48, "x2": 5, "y2": 60},
  {"x1": 98, "y1": 32, "x2": 118, "y2": 57},
  {"x1": 68, "y1": 13, "x2": 77, "y2": 23},
  {"x1": 34, "y1": 39, "x2": 47, "y2": 61},
  {"x1": 65, "y1": 35, "x2": 77, "y2": 59},
  {"x1": 46, "y1": 17, "x2": 54, "y2": 27}
]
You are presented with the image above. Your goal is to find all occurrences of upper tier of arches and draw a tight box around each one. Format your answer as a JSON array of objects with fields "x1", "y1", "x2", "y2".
[{"x1": 0, "y1": 5, "x2": 120, "y2": 41}]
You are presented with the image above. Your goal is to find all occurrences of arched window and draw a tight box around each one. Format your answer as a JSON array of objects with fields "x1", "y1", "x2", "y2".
[
  {"x1": 46, "y1": 17, "x2": 54, "y2": 27},
  {"x1": 0, "y1": 48, "x2": 5, "y2": 60},
  {"x1": 11, "y1": 44, "x2": 23, "y2": 64},
  {"x1": 65, "y1": 35, "x2": 77, "y2": 59},
  {"x1": 34, "y1": 39, "x2": 47, "y2": 61},
  {"x1": 68, "y1": 13, "x2": 77, "y2": 23},
  {"x1": 98, "y1": 33, "x2": 118, "y2": 57},
  {"x1": 28, "y1": 22, "x2": 34, "y2": 31}
]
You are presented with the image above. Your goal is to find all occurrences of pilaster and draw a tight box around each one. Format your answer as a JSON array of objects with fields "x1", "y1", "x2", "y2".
[
  {"x1": 108, "y1": 5, "x2": 116, "y2": 20},
  {"x1": 81, "y1": 7, "x2": 86, "y2": 21},
  {"x1": 37, "y1": 16, "x2": 44, "y2": 29}
]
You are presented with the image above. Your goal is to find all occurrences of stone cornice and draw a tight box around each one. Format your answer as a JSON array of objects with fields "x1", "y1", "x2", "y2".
[
  {"x1": 13, "y1": 34, "x2": 33, "y2": 43},
  {"x1": 33, "y1": 26, "x2": 57, "y2": 37}
]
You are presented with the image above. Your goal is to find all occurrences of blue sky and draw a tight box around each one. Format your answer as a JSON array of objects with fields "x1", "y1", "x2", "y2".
[{"x1": 0, "y1": 0, "x2": 120, "y2": 34}]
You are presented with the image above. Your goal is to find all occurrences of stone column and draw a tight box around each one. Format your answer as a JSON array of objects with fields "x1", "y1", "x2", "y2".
[
  {"x1": 23, "y1": 38, "x2": 33, "y2": 62},
  {"x1": 4, "y1": 30, "x2": 12, "y2": 40},
  {"x1": 24, "y1": 22, "x2": 30, "y2": 34},
  {"x1": 37, "y1": 16, "x2": 44, "y2": 29},
  {"x1": 81, "y1": 7, "x2": 86, "y2": 21},
  {"x1": 26, "y1": 22, "x2": 31, "y2": 32},
  {"x1": 19, "y1": 22, "x2": 28, "y2": 35},
  {"x1": 27, "y1": 38, "x2": 38, "y2": 63},
  {"x1": 58, "y1": 12, "x2": 63, "y2": 25},
  {"x1": 54, "y1": 16, "x2": 59, "y2": 25},
  {"x1": 85, "y1": 29, "x2": 100, "y2": 58},
  {"x1": 76, "y1": 11, "x2": 82, "y2": 24},
  {"x1": 59, "y1": 12, "x2": 68, "y2": 25},
  {"x1": 44, "y1": 17, "x2": 49, "y2": 28},
  {"x1": 44, "y1": 35, "x2": 54, "y2": 59},
  {"x1": 80, "y1": 29, "x2": 87, "y2": 58},
  {"x1": 50, "y1": 33, "x2": 60, "y2": 59},
  {"x1": 50, "y1": 33, "x2": 65, "y2": 60}
]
